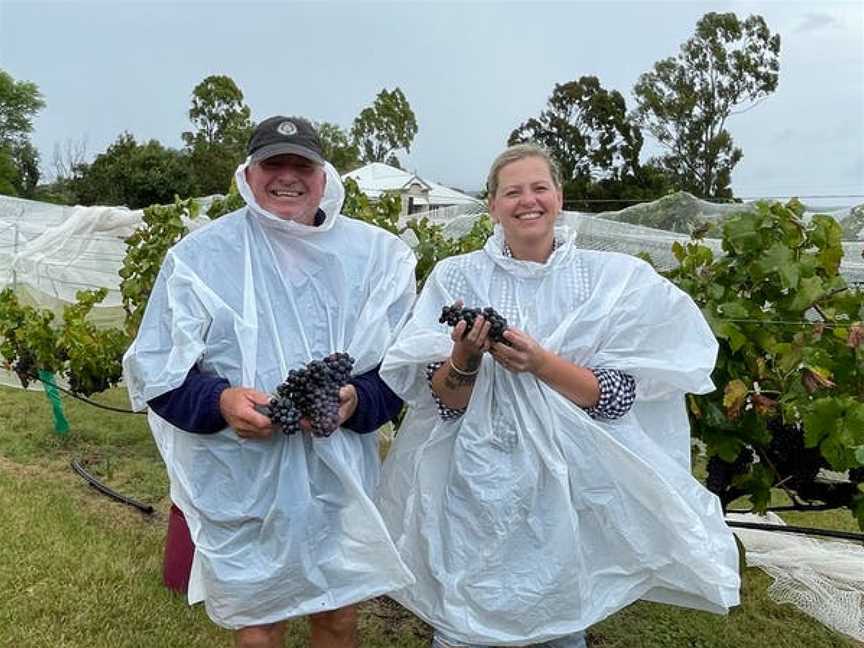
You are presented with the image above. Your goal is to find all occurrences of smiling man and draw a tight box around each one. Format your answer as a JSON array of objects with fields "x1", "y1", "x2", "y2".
[
  {"x1": 124, "y1": 116, "x2": 417, "y2": 648},
  {"x1": 244, "y1": 116, "x2": 327, "y2": 224}
]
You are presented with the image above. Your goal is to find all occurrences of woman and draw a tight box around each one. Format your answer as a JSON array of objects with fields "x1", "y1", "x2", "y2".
[{"x1": 377, "y1": 144, "x2": 740, "y2": 647}]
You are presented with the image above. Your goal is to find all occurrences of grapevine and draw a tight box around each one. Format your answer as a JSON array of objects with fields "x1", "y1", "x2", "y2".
[{"x1": 666, "y1": 199, "x2": 864, "y2": 527}]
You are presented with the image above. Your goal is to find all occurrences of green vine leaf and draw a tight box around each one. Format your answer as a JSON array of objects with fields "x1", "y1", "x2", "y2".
[
  {"x1": 753, "y1": 242, "x2": 798, "y2": 289},
  {"x1": 787, "y1": 276, "x2": 825, "y2": 311}
]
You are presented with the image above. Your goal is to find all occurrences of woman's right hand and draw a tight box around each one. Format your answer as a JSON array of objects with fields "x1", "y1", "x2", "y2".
[{"x1": 450, "y1": 312, "x2": 492, "y2": 370}]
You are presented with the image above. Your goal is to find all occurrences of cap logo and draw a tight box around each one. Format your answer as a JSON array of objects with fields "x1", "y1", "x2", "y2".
[{"x1": 276, "y1": 120, "x2": 298, "y2": 136}]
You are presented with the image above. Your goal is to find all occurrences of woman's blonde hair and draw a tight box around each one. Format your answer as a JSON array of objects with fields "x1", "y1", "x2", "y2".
[{"x1": 486, "y1": 143, "x2": 562, "y2": 198}]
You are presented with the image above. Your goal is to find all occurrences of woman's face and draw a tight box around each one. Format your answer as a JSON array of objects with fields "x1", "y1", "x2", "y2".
[{"x1": 488, "y1": 156, "x2": 563, "y2": 246}]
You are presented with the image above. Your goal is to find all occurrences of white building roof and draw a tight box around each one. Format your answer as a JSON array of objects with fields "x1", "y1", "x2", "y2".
[{"x1": 342, "y1": 162, "x2": 482, "y2": 207}]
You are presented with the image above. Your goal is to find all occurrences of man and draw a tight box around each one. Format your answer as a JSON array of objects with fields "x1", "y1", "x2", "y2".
[{"x1": 124, "y1": 116, "x2": 417, "y2": 648}]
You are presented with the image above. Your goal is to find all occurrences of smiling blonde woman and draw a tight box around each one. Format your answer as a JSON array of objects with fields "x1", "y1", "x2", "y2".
[{"x1": 377, "y1": 143, "x2": 740, "y2": 648}]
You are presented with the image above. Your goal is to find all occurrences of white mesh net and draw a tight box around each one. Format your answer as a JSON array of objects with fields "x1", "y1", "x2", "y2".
[
  {"x1": 727, "y1": 512, "x2": 864, "y2": 643},
  {"x1": 0, "y1": 195, "x2": 210, "y2": 389},
  {"x1": 3, "y1": 190, "x2": 864, "y2": 389},
  {"x1": 438, "y1": 196, "x2": 864, "y2": 283}
]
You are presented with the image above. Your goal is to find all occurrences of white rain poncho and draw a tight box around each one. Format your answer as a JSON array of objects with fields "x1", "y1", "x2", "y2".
[
  {"x1": 123, "y1": 161, "x2": 416, "y2": 628},
  {"x1": 377, "y1": 225, "x2": 740, "y2": 646}
]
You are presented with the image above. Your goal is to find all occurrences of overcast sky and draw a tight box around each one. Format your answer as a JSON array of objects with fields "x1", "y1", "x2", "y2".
[{"x1": 1, "y1": 0, "x2": 862, "y2": 207}]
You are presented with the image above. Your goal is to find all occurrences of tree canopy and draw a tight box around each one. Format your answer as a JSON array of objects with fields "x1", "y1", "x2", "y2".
[
  {"x1": 508, "y1": 76, "x2": 673, "y2": 210},
  {"x1": 0, "y1": 69, "x2": 46, "y2": 197},
  {"x1": 316, "y1": 121, "x2": 361, "y2": 173},
  {"x1": 509, "y1": 76, "x2": 643, "y2": 184},
  {"x1": 181, "y1": 75, "x2": 253, "y2": 196},
  {"x1": 0, "y1": 69, "x2": 44, "y2": 146},
  {"x1": 633, "y1": 12, "x2": 781, "y2": 199},
  {"x1": 0, "y1": 147, "x2": 18, "y2": 196},
  {"x1": 351, "y1": 87, "x2": 418, "y2": 167},
  {"x1": 69, "y1": 132, "x2": 193, "y2": 209}
]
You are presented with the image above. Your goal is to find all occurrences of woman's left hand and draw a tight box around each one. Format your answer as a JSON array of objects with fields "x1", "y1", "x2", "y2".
[{"x1": 490, "y1": 328, "x2": 549, "y2": 375}]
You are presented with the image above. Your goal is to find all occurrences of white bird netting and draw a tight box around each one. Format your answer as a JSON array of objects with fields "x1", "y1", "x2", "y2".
[
  {"x1": 3, "y1": 192, "x2": 864, "y2": 386},
  {"x1": 2, "y1": 192, "x2": 864, "y2": 635},
  {"x1": 727, "y1": 512, "x2": 864, "y2": 643}
]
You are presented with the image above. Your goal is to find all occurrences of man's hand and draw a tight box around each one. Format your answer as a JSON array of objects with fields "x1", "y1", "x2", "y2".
[
  {"x1": 338, "y1": 384, "x2": 358, "y2": 426},
  {"x1": 219, "y1": 387, "x2": 274, "y2": 439}
]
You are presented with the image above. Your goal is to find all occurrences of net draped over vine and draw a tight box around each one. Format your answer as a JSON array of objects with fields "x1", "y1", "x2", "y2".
[
  {"x1": 2, "y1": 190, "x2": 863, "y2": 637},
  {"x1": 4, "y1": 191, "x2": 862, "y2": 322},
  {"x1": 0, "y1": 194, "x2": 211, "y2": 388},
  {"x1": 2, "y1": 191, "x2": 863, "y2": 385}
]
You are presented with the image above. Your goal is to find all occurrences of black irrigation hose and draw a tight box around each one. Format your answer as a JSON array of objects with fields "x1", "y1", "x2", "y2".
[
  {"x1": 24, "y1": 371, "x2": 143, "y2": 415},
  {"x1": 70, "y1": 459, "x2": 154, "y2": 515},
  {"x1": 16, "y1": 374, "x2": 864, "y2": 539},
  {"x1": 726, "y1": 520, "x2": 864, "y2": 544},
  {"x1": 727, "y1": 504, "x2": 839, "y2": 514}
]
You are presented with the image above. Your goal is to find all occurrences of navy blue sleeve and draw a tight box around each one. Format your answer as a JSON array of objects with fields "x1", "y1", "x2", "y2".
[
  {"x1": 343, "y1": 364, "x2": 403, "y2": 434},
  {"x1": 147, "y1": 366, "x2": 230, "y2": 434}
]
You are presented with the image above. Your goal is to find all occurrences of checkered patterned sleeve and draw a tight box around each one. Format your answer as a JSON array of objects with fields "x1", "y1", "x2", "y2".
[
  {"x1": 426, "y1": 361, "x2": 468, "y2": 420},
  {"x1": 585, "y1": 369, "x2": 637, "y2": 419}
]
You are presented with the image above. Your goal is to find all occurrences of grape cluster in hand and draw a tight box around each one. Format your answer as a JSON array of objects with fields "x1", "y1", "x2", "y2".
[
  {"x1": 267, "y1": 352, "x2": 355, "y2": 438},
  {"x1": 439, "y1": 305, "x2": 509, "y2": 343}
]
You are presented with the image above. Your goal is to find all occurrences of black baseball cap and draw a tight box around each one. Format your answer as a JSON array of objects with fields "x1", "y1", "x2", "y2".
[{"x1": 247, "y1": 116, "x2": 325, "y2": 165}]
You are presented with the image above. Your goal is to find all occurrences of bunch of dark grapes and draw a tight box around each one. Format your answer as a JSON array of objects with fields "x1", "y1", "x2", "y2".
[
  {"x1": 12, "y1": 348, "x2": 37, "y2": 389},
  {"x1": 266, "y1": 352, "x2": 355, "y2": 438},
  {"x1": 706, "y1": 447, "x2": 754, "y2": 504},
  {"x1": 765, "y1": 418, "x2": 826, "y2": 492},
  {"x1": 67, "y1": 367, "x2": 120, "y2": 397},
  {"x1": 439, "y1": 305, "x2": 509, "y2": 344},
  {"x1": 267, "y1": 396, "x2": 302, "y2": 436}
]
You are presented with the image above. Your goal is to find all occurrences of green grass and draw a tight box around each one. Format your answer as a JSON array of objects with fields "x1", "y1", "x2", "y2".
[{"x1": 0, "y1": 384, "x2": 859, "y2": 647}]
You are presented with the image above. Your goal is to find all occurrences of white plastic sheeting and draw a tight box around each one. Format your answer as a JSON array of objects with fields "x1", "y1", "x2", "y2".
[
  {"x1": 377, "y1": 225, "x2": 740, "y2": 646},
  {"x1": 123, "y1": 162, "x2": 417, "y2": 628}
]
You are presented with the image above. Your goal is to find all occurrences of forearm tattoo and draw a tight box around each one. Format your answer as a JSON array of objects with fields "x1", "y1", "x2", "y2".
[{"x1": 443, "y1": 355, "x2": 480, "y2": 389}]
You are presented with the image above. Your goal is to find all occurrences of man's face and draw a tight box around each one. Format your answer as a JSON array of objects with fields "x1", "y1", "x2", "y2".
[{"x1": 245, "y1": 154, "x2": 326, "y2": 223}]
